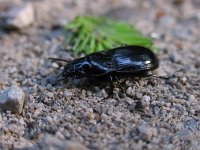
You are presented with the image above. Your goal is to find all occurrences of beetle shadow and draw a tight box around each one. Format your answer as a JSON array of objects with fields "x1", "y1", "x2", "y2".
[
  {"x1": 67, "y1": 77, "x2": 114, "y2": 96},
  {"x1": 44, "y1": 71, "x2": 169, "y2": 99},
  {"x1": 63, "y1": 76, "x2": 140, "y2": 98},
  {"x1": 45, "y1": 74, "x2": 125, "y2": 98}
]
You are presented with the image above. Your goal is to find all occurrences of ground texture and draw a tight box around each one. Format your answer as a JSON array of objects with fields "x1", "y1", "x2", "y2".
[{"x1": 0, "y1": 0, "x2": 200, "y2": 149}]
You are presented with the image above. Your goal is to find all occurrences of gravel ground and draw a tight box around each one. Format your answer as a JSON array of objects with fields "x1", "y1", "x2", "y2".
[{"x1": 0, "y1": 0, "x2": 200, "y2": 149}]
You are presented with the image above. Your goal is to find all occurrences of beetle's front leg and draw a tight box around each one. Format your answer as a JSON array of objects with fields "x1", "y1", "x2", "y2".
[
  {"x1": 108, "y1": 76, "x2": 126, "y2": 96},
  {"x1": 114, "y1": 76, "x2": 125, "y2": 93}
]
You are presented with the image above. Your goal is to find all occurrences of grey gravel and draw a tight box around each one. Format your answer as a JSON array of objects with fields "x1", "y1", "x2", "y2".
[{"x1": 0, "y1": 0, "x2": 200, "y2": 149}]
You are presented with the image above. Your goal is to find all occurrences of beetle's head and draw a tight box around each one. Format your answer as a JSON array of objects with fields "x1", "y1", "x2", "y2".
[{"x1": 62, "y1": 58, "x2": 88, "y2": 79}]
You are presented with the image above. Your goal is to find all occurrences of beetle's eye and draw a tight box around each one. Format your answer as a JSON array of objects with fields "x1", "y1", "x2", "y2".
[{"x1": 76, "y1": 70, "x2": 85, "y2": 75}]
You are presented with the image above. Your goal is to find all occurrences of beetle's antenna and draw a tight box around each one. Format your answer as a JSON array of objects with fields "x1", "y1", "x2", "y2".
[{"x1": 48, "y1": 58, "x2": 69, "y2": 62}]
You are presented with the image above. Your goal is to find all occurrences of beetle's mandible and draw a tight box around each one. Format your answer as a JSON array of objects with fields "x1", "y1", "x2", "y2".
[{"x1": 59, "y1": 45, "x2": 159, "y2": 80}]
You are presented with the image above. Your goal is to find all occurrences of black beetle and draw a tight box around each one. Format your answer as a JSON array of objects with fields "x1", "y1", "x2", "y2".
[
  {"x1": 61, "y1": 45, "x2": 158, "y2": 78},
  {"x1": 50, "y1": 45, "x2": 159, "y2": 92}
]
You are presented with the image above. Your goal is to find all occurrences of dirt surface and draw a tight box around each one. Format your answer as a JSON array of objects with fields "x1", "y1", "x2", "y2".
[{"x1": 0, "y1": 0, "x2": 200, "y2": 149}]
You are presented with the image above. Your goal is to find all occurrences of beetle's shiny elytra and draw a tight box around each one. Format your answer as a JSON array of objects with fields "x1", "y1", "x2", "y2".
[{"x1": 61, "y1": 45, "x2": 159, "y2": 79}]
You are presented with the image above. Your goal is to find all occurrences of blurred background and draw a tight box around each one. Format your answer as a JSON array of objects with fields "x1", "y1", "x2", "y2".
[{"x1": 0, "y1": 0, "x2": 200, "y2": 149}]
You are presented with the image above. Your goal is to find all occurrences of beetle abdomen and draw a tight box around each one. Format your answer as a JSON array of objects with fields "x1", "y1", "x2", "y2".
[{"x1": 112, "y1": 46, "x2": 159, "y2": 73}]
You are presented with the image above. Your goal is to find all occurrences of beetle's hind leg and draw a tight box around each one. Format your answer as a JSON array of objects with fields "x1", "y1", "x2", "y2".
[
  {"x1": 108, "y1": 76, "x2": 114, "y2": 96},
  {"x1": 146, "y1": 73, "x2": 169, "y2": 80}
]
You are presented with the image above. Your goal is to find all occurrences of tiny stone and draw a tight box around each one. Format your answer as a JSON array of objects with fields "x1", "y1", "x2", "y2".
[
  {"x1": 169, "y1": 52, "x2": 181, "y2": 63},
  {"x1": 52, "y1": 104, "x2": 59, "y2": 111},
  {"x1": 89, "y1": 119, "x2": 97, "y2": 125},
  {"x1": 151, "y1": 32, "x2": 160, "y2": 39},
  {"x1": 181, "y1": 77, "x2": 187, "y2": 83},
  {"x1": 40, "y1": 68, "x2": 49, "y2": 77},
  {"x1": 154, "y1": 106, "x2": 160, "y2": 115},
  {"x1": 46, "y1": 116, "x2": 53, "y2": 124},
  {"x1": 63, "y1": 90, "x2": 73, "y2": 97},
  {"x1": 136, "y1": 92, "x2": 143, "y2": 99},
  {"x1": 188, "y1": 95, "x2": 196, "y2": 101},
  {"x1": 46, "y1": 84, "x2": 53, "y2": 90},
  {"x1": 126, "y1": 87, "x2": 133, "y2": 95},
  {"x1": 141, "y1": 95, "x2": 151, "y2": 107},
  {"x1": 32, "y1": 45, "x2": 42, "y2": 55},
  {"x1": 57, "y1": 108, "x2": 62, "y2": 113},
  {"x1": 124, "y1": 97, "x2": 134, "y2": 105},
  {"x1": 32, "y1": 109, "x2": 41, "y2": 118},
  {"x1": 142, "y1": 95, "x2": 150, "y2": 102},
  {"x1": 101, "y1": 89, "x2": 108, "y2": 98},
  {"x1": 138, "y1": 125, "x2": 157, "y2": 141},
  {"x1": 46, "y1": 92, "x2": 54, "y2": 98},
  {"x1": 52, "y1": 62, "x2": 59, "y2": 68}
]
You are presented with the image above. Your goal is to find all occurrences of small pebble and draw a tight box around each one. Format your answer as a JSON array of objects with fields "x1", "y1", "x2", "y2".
[
  {"x1": 141, "y1": 95, "x2": 151, "y2": 107},
  {"x1": 126, "y1": 87, "x2": 133, "y2": 95},
  {"x1": 181, "y1": 76, "x2": 187, "y2": 83},
  {"x1": 188, "y1": 95, "x2": 196, "y2": 101},
  {"x1": 136, "y1": 92, "x2": 143, "y2": 99},
  {"x1": 138, "y1": 125, "x2": 157, "y2": 141},
  {"x1": 124, "y1": 97, "x2": 134, "y2": 105},
  {"x1": 46, "y1": 92, "x2": 54, "y2": 98},
  {"x1": 153, "y1": 106, "x2": 160, "y2": 115},
  {"x1": 169, "y1": 51, "x2": 181, "y2": 63},
  {"x1": 51, "y1": 62, "x2": 59, "y2": 68},
  {"x1": 0, "y1": 86, "x2": 25, "y2": 114},
  {"x1": 151, "y1": 32, "x2": 160, "y2": 39},
  {"x1": 63, "y1": 90, "x2": 73, "y2": 97},
  {"x1": 0, "y1": 2, "x2": 34, "y2": 29}
]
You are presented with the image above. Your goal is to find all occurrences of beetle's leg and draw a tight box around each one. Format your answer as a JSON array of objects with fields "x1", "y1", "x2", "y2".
[
  {"x1": 114, "y1": 76, "x2": 125, "y2": 93},
  {"x1": 108, "y1": 76, "x2": 114, "y2": 95},
  {"x1": 146, "y1": 74, "x2": 169, "y2": 80}
]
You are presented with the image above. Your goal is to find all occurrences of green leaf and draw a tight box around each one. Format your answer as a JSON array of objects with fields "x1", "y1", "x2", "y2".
[{"x1": 64, "y1": 16, "x2": 157, "y2": 55}]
